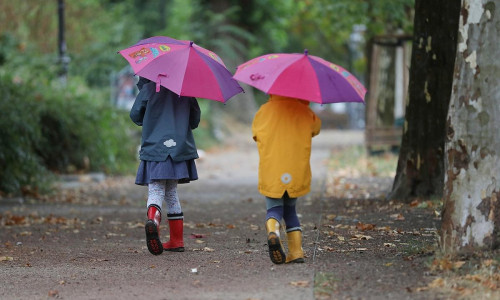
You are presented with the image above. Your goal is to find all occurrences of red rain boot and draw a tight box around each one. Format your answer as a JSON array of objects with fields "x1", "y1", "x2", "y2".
[
  {"x1": 145, "y1": 205, "x2": 163, "y2": 255},
  {"x1": 162, "y1": 213, "x2": 185, "y2": 252}
]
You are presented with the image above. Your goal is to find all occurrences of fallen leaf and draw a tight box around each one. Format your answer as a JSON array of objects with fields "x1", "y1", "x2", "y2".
[
  {"x1": 323, "y1": 246, "x2": 335, "y2": 252},
  {"x1": 195, "y1": 239, "x2": 205, "y2": 244},
  {"x1": 356, "y1": 222, "x2": 376, "y2": 231},
  {"x1": 390, "y1": 214, "x2": 405, "y2": 221},
  {"x1": 483, "y1": 259, "x2": 495, "y2": 267},
  {"x1": 465, "y1": 274, "x2": 482, "y2": 282},
  {"x1": 384, "y1": 243, "x2": 396, "y2": 247},
  {"x1": 48, "y1": 290, "x2": 59, "y2": 297},
  {"x1": 0, "y1": 256, "x2": 14, "y2": 261},
  {"x1": 454, "y1": 261, "x2": 466, "y2": 269},
  {"x1": 290, "y1": 280, "x2": 309, "y2": 287},
  {"x1": 432, "y1": 258, "x2": 453, "y2": 271},
  {"x1": 326, "y1": 214, "x2": 336, "y2": 221},
  {"x1": 410, "y1": 200, "x2": 420, "y2": 207},
  {"x1": 385, "y1": 262, "x2": 393, "y2": 267},
  {"x1": 428, "y1": 278, "x2": 445, "y2": 288},
  {"x1": 351, "y1": 234, "x2": 372, "y2": 240},
  {"x1": 190, "y1": 233, "x2": 205, "y2": 239},
  {"x1": 203, "y1": 247, "x2": 214, "y2": 252},
  {"x1": 337, "y1": 236, "x2": 345, "y2": 241}
]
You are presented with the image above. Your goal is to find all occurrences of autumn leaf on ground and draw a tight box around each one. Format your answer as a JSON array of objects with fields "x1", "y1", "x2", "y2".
[
  {"x1": 190, "y1": 233, "x2": 206, "y2": 239},
  {"x1": 431, "y1": 258, "x2": 454, "y2": 271},
  {"x1": 48, "y1": 290, "x2": 59, "y2": 297},
  {"x1": 356, "y1": 222, "x2": 376, "y2": 231},
  {"x1": 290, "y1": 280, "x2": 309, "y2": 287},
  {"x1": 351, "y1": 234, "x2": 373, "y2": 240},
  {"x1": 0, "y1": 256, "x2": 14, "y2": 261},
  {"x1": 4, "y1": 215, "x2": 26, "y2": 226},
  {"x1": 410, "y1": 200, "x2": 420, "y2": 207},
  {"x1": 390, "y1": 213, "x2": 405, "y2": 221},
  {"x1": 428, "y1": 278, "x2": 445, "y2": 288},
  {"x1": 326, "y1": 214, "x2": 336, "y2": 221}
]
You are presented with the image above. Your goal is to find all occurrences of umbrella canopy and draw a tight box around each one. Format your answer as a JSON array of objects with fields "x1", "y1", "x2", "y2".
[
  {"x1": 233, "y1": 50, "x2": 366, "y2": 104},
  {"x1": 119, "y1": 36, "x2": 243, "y2": 102}
]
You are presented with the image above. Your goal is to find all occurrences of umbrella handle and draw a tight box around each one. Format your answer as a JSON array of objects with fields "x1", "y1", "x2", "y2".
[{"x1": 156, "y1": 74, "x2": 168, "y2": 92}]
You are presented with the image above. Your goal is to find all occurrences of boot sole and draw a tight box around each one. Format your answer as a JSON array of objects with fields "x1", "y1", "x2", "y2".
[
  {"x1": 145, "y1": 220, "x2": 163, "y2": 255},
  {"x1": 286, "y1": 257, "x2": 305, "y2": 264},
  {"x1": 267, "y1": 233, "x2": 286, "y2": 264},
  {"x1": 164, "y1": 247, "x2": 185, "y2": 252}
]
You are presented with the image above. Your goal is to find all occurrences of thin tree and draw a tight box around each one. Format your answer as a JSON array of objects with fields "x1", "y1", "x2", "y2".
[
  {"x1": 441, "y1": 0, "x2": 500, "y2": 253},
  {"x1": 387, "y1": 0, "x2": 461, "y2": 201}
]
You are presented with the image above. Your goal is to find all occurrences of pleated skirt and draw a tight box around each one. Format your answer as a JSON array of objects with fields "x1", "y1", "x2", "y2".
[{"x1": 135, "y1": 157, "x2": 198, "y2": 185}]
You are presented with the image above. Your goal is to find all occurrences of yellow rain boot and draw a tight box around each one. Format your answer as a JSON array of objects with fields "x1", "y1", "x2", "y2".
[
  {"x1": 286, "y1": 230, "x2": 304, "y2": 263},
  {"x1": 265, "y1": 218, "x2": 286, "y2": 264}
]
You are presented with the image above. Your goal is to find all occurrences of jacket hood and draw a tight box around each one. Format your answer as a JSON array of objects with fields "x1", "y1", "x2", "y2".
[{"x1": 137, "y1": 77, "x2": 151, "y2": 90}]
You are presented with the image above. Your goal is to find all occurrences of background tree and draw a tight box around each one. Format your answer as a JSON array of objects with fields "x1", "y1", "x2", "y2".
[
  {"x1": 441, "y1": 0, "x2": 500, "y2": 253},
  {"x1": 387, "y1": 0, "x2": 461, "y2": 201}
]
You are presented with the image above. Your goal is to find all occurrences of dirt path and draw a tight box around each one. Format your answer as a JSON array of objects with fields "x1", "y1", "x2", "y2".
[{"x1": 0, "y1": 129, "x2": 440, "y2": 300}]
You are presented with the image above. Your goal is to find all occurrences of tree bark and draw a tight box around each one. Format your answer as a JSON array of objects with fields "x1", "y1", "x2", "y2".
[
  {"x1": 441, "y1": 0, "x2": 500, "y2": 253},
  {"x1": 387, "y1": 0, "x2": 461, "y2": 201}
]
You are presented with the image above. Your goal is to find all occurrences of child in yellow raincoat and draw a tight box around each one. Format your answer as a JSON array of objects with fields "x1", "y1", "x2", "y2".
[{"x1": 252, "y1": 94, "x2": 321, "y2": 264}]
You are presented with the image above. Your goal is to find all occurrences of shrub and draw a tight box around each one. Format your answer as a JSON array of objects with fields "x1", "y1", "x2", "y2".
[{"x1": 0, "y1": 74, "x2": 139, "y2": 196}]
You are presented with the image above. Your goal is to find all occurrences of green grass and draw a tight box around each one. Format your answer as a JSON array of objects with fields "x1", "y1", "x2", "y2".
[{"x1": 328, "y1": 145, "x2": 398, "y2": 177}]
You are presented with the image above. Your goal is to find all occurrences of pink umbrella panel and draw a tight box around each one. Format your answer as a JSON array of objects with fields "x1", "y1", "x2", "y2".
[
  {"x1": 233, "y1": 51, "x2": 366, "y2": 104},
  {"x1": 119, "y1": 36, "x2": 243, "y2": 103}
]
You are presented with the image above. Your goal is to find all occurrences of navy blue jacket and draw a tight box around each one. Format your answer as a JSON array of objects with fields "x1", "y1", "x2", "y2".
[{"x1": 130, "y1": 78, "x2": 201, "y2": 162}]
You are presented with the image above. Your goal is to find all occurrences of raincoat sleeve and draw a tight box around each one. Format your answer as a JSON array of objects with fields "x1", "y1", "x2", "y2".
[
  {"x1": 189, "y1": 98, "x2": 201, "y2": 130},
  {"x1": 311, "y1": 111, "x2": 321, "y2": 137},
  {"x1": 251, "y1": 110, "x2": 260, "y2": 142},
  {"x1": 129, "y1": 82, "x2": 155, "y2": 126}
]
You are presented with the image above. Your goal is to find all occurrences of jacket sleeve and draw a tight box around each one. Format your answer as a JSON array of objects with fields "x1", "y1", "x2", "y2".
[
  {"x1": 189, "y1": 98, "x2": 201, "y2": 130},
  {"x1": 251, "y1": 110, "x2": 261, "y2": 142},
  {"x1": 129, "y1": 82, "x2": 155, "y2": 126},
  {"x1": 311, "y1": 111, "x2": 321, "y2": 137}
]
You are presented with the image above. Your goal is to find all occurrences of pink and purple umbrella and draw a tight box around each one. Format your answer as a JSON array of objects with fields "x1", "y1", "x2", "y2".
[
  {"x1": 119, "y1": 36, "x2": 243, "y2": 103},
  {"x1": 233, "y1": 50, "x2": 366, "y2": 104}
]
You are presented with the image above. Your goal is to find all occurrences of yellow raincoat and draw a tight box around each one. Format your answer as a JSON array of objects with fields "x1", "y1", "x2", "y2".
[{"x1": 252, "y1": 95, "x2": 321, "y2": 198}]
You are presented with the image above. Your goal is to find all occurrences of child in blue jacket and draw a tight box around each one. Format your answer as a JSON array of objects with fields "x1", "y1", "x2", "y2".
[{"x1": 130, "y1": 77, "x2": 200, "y2": 255}]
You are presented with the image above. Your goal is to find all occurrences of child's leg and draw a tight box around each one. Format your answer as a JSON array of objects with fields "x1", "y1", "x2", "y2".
[
  {"x1": 147, "y1": 180, "x2": 165, "y2": 212},
  {"x1": 163, "y1": 179, "x2": 181, "y2": 214},
  {"x1": 283, "y1": 196, "x2": 304, "y2": 263},
  {"x1": 266, "y1": 197, "x2": 284, "y2": 222},
  {"x1": 162, "y1": 180, "x2": 185, "y2": 252},
  {"x1": 265, "y1": 197, "x2": 286, "y2": 264},
  {"x1": 283, "y1": 197, "x2": 300, "y2": 232},
  {"x1": 145, "y1": 180, "x2": 166, "y2": 255}
]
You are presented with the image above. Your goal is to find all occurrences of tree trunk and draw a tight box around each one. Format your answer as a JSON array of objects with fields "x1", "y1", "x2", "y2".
[
  {"x1": 440, "y1": 0, "x2": 500, "y2": 253},
  {"x1": 387, "y1": 0, "x2": 461, "y2": 201}
]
